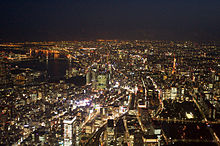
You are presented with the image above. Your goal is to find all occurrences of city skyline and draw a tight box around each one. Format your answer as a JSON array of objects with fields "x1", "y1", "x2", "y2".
[
  {"x1": 0, "y1": 0, "x2": 220, "y2": 41},
  {"x1": 0, "y1": 40, "x2": 219, "y2": 145},
  {"x1": 0, "y1": 0, "x2": 220, "y2": 145}
]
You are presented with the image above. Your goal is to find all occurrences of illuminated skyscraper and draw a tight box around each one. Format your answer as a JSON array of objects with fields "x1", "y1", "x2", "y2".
[
  {"x1": 97, "y1": 74, "x2": 107, "y2": 90},
  {"x1": 86, "y1": 71, "x2": 91, "y2": 85},
  {"x1": 63, "y1": 117, "x2": 76, "y2": 146},
  {"x1": 107, "y1": 119, "x2": 114, "y2": 145},
  {"x1": 91, "y1": 69, "x2": 96, "y2": 89}
]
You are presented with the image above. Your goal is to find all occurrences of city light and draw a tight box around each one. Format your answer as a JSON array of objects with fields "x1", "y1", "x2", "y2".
[{"x1": 0, "y1": 40, "x2": 219, "y2": 146}]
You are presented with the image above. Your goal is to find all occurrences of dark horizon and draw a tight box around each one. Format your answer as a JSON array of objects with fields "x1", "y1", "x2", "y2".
[{"x1": 1, "y1": 0, "x2": 220, "y2": 42}]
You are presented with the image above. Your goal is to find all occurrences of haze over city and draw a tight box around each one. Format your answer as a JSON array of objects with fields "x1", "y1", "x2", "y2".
[
  {"x1": 0, "y1": 0, "x2": 220, "y2": 41},
  {"x1": 0, "y1": 0, "x2": 220, "y2": 146}
]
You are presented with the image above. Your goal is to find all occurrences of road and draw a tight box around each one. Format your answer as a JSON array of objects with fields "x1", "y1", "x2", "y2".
[
  {"x1": 190, "y1": 92, "x2": 220, "y2": 145},
  {"x1": 12, "y1": 111, "x2": 67, "y2": 146}
]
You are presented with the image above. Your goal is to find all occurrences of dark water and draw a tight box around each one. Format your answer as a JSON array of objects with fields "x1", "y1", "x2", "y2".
[
  {"x1": 11, "y1": 59, "x2": 86, "y2": 85},
  {"x1": 1, "y1": 48, "x2": 73, "y2": 78},
  {"x1": 11, "y1": 59, "x2": 76, "y2": 79},
  {"x1": 1, "y1": 47, "x2": 86, "y2": 84},
  {"x1": 1, "y1": 48, "x2": 71, "y2": 78}
]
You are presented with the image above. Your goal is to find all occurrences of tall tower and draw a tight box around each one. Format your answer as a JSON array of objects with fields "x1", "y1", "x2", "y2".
[
  {"x1": 172, "y1": 55, "x2": 176, "y2": 74},
  {"x1": 63, "y1": 117, "x2": 77, "y2": 146},
  {"x1": 29, "y1": 48, "x2": 32, "y2": 57}
]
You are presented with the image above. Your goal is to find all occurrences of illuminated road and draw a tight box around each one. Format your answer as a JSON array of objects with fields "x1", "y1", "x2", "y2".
[
  {"x1": 136, "y1": 108, "x2": 145, "y2": 132},
  {"x1": 123, "y1": 117, "x2": 131, "y2": 145},
  {"x1": 146, "y1": 76, "x2": 164, "y2": 110},
  {"x1": 152, "y1": 117, "x2": 220, "y2": 124},
  {"x1": 12, "y1": 111, "x2": 67, "y2": 146},
  {"x1": 169, "y1": 138, "x2": 216, "y2": 143},
  {"x1": 190, "y1": 92, "x2": 220, "y2": 144},
  {"x1": 80, "y1": 110, "x2": 100, "y2": 129},
  {"x1": 86, "y1": 112, "x2": 128, "y2": 145}
]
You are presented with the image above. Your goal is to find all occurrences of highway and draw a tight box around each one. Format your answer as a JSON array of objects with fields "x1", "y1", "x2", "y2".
[
  {"x1": 136, "y1": 108, "x2": 145, "y2": 132},
  {"x1": 190, "y1": 91, "x2": 220, "y2": 144},
  {"x1": 152, "y1": 117, "x2": 220, "y2": 124},
  {"x1": 80, "y1": 110, "x2": 100, "y2": 129},
  {"x1": 84, "y1": 63, "x2": 136, "y2": 145},
  {"x1": 85, "y1": 112, "x2": 128, "y2": 146},
  {"x1": 170, "y1": 138, "x2": 216, "y2": 143},
  {"x1": 12, "y1": 111, "x2": 67, "y2": 146}
]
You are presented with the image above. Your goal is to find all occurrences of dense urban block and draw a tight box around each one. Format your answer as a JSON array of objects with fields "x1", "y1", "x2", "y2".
[{"x1": 0, "y1": 40, "x2": 219, "y2": 146}]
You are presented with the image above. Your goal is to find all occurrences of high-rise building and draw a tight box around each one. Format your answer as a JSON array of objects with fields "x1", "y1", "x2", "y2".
[
  {"x1": 63, "y1": 117, "x2": 76, "y2": 146},
  {"x1": 171, "y1": 87, "x2": 177, "y2": 99},
  {"x1": 86, "y1": 71, "x2": 91, "y2": 85},
  {"x1": 107, "y1": 119, "x2": 114, "y2": 145},
  {"x1": 97, "y1": 74, "x2": 107, "y2": 90},
  {"x1": 91, "y1": 69, "x2": 96, "y2": 89}
]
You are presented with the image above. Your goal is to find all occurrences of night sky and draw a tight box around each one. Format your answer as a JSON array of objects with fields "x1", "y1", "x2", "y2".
[{"x1": 0, "y1": 0, "x2": 220, "y2": 41}]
